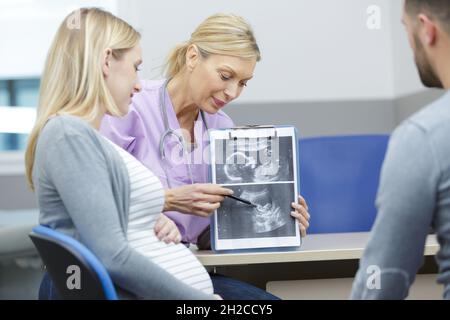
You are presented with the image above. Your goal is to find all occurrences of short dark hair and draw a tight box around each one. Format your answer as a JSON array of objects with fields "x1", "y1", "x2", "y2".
[{"x1": 405, "y1": 0, "x2": 450, "y2": 33}]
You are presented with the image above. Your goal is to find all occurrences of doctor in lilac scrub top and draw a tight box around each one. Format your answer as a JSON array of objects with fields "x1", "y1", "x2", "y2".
[{"x1": 100, "y1": 13, "x2": 311, "y2": 247}]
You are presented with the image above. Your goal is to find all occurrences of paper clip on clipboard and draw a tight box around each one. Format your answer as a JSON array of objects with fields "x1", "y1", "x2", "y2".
[{"x1": 227, "y1": 124, "x2": 278, "y2": 140}]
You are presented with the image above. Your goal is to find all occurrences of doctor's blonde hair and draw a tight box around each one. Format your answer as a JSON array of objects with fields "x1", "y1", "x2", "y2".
[
  {"x1": 25, "y1": 7, "x2": 140, "y2": 189},
  {"x1": 165, "y1": 13, "x2": 261, "y2": 79}
]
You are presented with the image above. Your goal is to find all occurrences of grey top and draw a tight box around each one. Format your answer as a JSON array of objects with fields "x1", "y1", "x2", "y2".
[
  {"x1": 33, "y1": 115, "x2": 213, "y2": 300},
  {"x1": 351, "y1": 91, "x2": 450, "y2": 299}
]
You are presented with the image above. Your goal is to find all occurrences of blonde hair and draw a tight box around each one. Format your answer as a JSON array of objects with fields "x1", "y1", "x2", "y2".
[
  {"x1": 25, "y1": 7, "x2": 141, "y2": 190},
  {"x1": 165, "y1": 13, "x2": 261, "y2": 79}
]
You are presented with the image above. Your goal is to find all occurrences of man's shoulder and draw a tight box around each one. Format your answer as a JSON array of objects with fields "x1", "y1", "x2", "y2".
[
  {"x1": 406, "y1": 91, "x2": 450, "y2": 134},
  {"x1": 390, "y1": 91, "x2": 450, "y2": 164}
]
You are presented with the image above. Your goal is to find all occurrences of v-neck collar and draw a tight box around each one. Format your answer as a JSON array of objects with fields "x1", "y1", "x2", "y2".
[{"x1": 162, "y1": 84, "x2": 204, "y2": 150}]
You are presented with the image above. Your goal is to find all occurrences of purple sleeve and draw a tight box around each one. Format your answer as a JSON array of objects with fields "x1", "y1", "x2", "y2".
[
  {"x1": 218, "y1": 111, "x2": 235, "y2": 129},
  {"x1": 100, "y1": 105, "x2": 142, "y2": 153}
]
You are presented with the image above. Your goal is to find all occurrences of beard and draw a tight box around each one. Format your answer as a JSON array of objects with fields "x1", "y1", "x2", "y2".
[{"x1": 413, "y1": 34, "x2": 443, "y2": 89}]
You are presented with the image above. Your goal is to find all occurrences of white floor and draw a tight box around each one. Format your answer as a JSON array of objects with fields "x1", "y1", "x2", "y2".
[{"x1": 0, "y1": 259, "x2": 43, "y2": 300}]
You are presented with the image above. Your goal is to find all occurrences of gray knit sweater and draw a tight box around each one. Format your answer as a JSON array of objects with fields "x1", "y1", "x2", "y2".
[{"x1": 351, "y1": 91, "x2": 450, "y2": 299}]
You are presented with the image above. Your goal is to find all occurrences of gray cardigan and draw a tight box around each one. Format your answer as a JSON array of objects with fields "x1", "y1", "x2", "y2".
[
  {"x1": 350, "y1": 91, "x2": 450, "y2": 299},
  {"x1": 33, "y1": 115, "x2": 213, "y2": 300}
]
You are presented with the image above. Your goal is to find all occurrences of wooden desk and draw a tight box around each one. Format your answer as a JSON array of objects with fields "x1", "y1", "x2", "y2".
[
  {"x1": 194, "y1": 232, "x2": 439, "y2": 266},
  {"x1": 193, "y1": 232, "x2": 441, "y2": 299}
]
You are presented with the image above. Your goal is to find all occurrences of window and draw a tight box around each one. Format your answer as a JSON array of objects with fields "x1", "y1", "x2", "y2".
[
  {"x1": 0, "y1": 79, "x2": 39, "y2": 151},
  {"x1": 0, "y1": 1, "x2": 118, "y2": 177},
  {"x1": 0, "y1": 0, "x2": 117, "y2": 157},
  {"x1": 0, "y1": 81, "x2": 8, "y2": 105}
]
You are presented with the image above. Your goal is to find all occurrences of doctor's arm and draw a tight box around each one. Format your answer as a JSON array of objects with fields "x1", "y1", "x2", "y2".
[{"x1": 163, "y1": 183, "x2": 234, "y2": 217}]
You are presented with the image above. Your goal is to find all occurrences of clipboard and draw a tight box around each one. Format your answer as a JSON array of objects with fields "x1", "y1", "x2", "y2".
[{"x1": 209, "y1": 125, "x2": 302, "y2": 253}]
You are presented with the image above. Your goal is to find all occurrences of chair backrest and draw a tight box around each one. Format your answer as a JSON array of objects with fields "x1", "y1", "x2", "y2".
[
  {"x1": 30, "y1": 225, "x2": 117, "y2": 300},
  {"x1": 299, "y1": 134, "x2": 389, "y2": 234}
]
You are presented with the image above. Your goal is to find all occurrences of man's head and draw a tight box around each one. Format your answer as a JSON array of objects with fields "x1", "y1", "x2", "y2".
[{"x1": 403, "y1": 0, "x2": 450, "y2": 88}]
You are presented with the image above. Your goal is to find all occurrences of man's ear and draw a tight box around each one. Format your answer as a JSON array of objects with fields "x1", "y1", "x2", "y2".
[
  {"x1": 185, "y1": 44, "x2": 200, "y2": 72},
  {"x1": 418, "y1": 14, "x2": 437, "y2": 46},
  {"x1": 102, "y1": 48, "x2": 113, "y2": 77}
]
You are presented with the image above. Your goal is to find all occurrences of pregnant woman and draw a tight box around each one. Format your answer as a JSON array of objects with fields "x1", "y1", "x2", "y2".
[{"x1": 25, "y1": 8, "x2": 229, "y2": 299}]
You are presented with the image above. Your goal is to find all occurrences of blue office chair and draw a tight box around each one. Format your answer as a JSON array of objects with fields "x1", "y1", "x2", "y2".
[
  {"x1": 299, "y1": 134, "x2": 389, "y2": 234},
  {"x1": 29, "y1": 225, "x2": 118, "y2": 300}
]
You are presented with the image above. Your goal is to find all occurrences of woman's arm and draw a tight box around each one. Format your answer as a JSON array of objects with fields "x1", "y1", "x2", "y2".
[{"x1": 43, "y1": 129, "x2": 214, "y2": 300}]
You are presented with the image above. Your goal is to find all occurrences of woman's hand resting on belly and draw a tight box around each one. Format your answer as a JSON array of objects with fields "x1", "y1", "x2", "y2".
[{"x1": 154, "y1": 213, "x2": 182, "y2": 244}]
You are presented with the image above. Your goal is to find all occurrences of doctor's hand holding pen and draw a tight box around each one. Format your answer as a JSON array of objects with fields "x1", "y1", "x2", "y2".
[
  {"x1": 162, "y1": 184, "x2": 311, "y2": 236},
  {"x1": 163, "y1": 184, "x2": 234, "y2": 217}
]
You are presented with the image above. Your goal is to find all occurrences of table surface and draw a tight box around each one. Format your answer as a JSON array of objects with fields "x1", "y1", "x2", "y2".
[{"x1": 193, "y1": 232, "x2": 439, "y2": 266}]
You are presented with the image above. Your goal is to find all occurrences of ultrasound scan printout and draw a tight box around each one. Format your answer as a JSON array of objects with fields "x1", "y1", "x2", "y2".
[{"x1": 210, "y1": 127, "x2": 300, "y2": 251}]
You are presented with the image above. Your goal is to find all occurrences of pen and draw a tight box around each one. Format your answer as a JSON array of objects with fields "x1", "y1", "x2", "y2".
[{"x1": 226, "y1": 194, "x2": 257, "y2": 208}]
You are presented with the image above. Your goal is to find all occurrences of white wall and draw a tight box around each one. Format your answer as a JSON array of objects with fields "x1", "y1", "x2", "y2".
[
  {"x1": 0, "y1": 0, "x2": 117, "y2": 79},
  {"x1": 0, "y1": 0, "x2": 425, "y2": 101},
  {"x1": 119, "y1": 0, "x2": 396, "y2": 103}
]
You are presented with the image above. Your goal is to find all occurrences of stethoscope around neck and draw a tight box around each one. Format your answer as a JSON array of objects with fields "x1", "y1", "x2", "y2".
[{"x1": 158, "y1": 79, "x2": 209, "y2": 188}]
